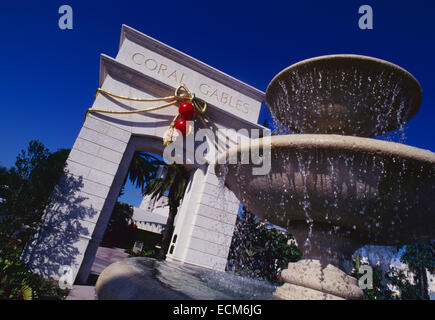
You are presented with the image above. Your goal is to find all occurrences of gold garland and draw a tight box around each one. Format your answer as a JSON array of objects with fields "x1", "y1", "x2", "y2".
[{"x1": 85, "y1": 84, "x2": 228, "y2": 148}]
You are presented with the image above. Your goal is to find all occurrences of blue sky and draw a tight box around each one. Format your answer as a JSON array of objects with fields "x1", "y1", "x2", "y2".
[{"x1": 1, "y1": 0, "x2": 434, "y2": 205}]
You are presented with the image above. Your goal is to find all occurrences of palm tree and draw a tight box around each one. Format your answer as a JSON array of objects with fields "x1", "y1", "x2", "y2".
[
  {"x1": 122, "y1": 152, "x2": 190, "y2": 260},
  {"x1": 125, "y1": 152, "x2": 165, "y2": 193},
  {"x1": 145, "y1": 163, "x2": 190, "y2": 260},
  {"x1": 105, "y1": 152, "x2": 164, "y2": 246}
]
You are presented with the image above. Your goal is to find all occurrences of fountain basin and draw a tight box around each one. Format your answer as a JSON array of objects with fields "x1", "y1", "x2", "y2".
[
  {"x1": 96, "y1": 257, "x2": 278, "y2": 300},
  {"x1": 216, "y1": 134, "x2": 435, "y2": 247},
  {"x1": 215, "y1": 134, "x2": 434, "y2": 299},
  {"x1": 266, "y1": 55, "x2": 422, "y2": 137}
]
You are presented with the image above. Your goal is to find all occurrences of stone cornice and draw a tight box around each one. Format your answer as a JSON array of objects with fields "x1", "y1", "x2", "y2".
[{"x1": 119, "y1": 24, "x2": 265, "y2": 103}]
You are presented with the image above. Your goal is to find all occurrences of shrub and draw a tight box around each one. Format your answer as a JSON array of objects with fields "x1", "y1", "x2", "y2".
[
  {"x1": 0, "y1": 141, "x2": 70, "y2": 299},
  {"x1": 226, "y1": 207, "x2": 301, "y2": 284}
]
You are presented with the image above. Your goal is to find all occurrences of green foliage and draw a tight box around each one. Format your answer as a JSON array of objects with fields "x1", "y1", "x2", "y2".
[
  {"x1": 15, "y1": 140, "x2": 50, "y2": 179},
  {"x1": 125, "y1": 248, "x2": 158, "y2": 259},
  {"x1": 401, "y1": 242, "x2": 434, "y2": 272},
  {"x1": 0, "y1": 141, "x2": 70, "y2": 235},
  {"x1": 385, "y1": 267, "x2": 421, "y2": 300},
  {"x1": 105, "y1": 202, "x2": 133, "y2": 234},
  {"x1": 352, "y1": 257, "x2": 395, "y2": 300},
  {"x1": 0, "y1": 235, "x2": 68, "y2": 300},
  {"x1": 352, "y1": 245, "x2": 433, "y2": 300},
  {"x1": 102, "y1": 201, "x2": 136, "y2": 249},
  {"x1": 146, "y1": 164, "x2": 190, "y2": 203},
  {"x1": 0, "y1": 140, "x2": 70, "y2": 299},
  {"x1": 125, "y1": 152, "x2": 165, "y2": 193},
  {"x1": 400, "y1": 242, "x2": 434, "y2": 300},
  {"x1": 227, "y1": 208, "x2": 302, "y2": 284}
]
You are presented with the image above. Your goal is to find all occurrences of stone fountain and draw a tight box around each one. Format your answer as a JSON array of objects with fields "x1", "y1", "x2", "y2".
[{"x1": 216, "y1": 54, "x2": 435, "y2": 300}]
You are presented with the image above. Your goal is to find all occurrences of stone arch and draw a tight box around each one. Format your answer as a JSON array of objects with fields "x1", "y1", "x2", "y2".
[{"x1": 22, "y1": 25, "x2": 265, "y2": 285}]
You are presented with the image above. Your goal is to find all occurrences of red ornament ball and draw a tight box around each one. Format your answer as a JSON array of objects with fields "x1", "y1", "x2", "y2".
[
  {"x1": 174, "y1": 118, "x2": 187, "y2": 135},
  {"x1": 179, "y1": 101, "x2": 195, "y2": 120}
]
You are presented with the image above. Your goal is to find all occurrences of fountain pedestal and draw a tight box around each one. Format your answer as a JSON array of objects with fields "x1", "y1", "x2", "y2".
[
  {"x1": 275, "y1": 222, "x2": 363, "y2": 300},
  {"x1": 274, "y1": 259, "x2": 362, "y2": 300}
]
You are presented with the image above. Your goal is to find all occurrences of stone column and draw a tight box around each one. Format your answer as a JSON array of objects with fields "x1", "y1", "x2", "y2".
[
  {"x1": 166, "y1": 165, "x2": 240, "y2": 271},
  {"x1": 274, "y1": 222, "x2": 364, "y2": 300},
  {"x1": 22, "y1": 115, "x2": 132, "y2": 284}
]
